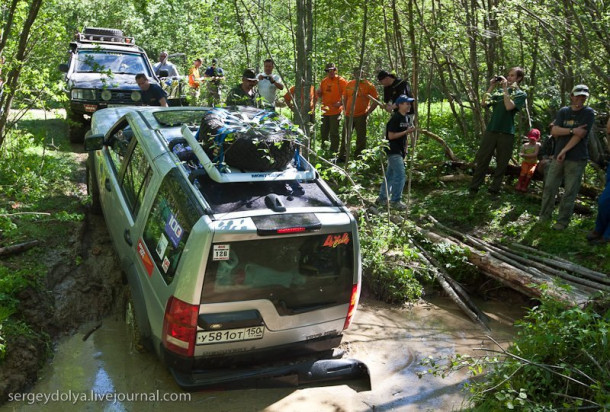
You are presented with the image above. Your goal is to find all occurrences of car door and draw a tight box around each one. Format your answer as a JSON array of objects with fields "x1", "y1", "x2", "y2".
[{"x1": 99, "y1": 117, "x2": 154, "y2": 267}]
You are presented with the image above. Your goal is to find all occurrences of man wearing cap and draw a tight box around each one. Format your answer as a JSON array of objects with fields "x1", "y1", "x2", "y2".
[
  {"x1": 188, "y1": 58, "x2": 203, "y2": 101},
  {"x1": 377, "y1": 70, "x2": 413, "y2": 113},
  {"x1": 257, "y1": 58, "x2": 284, "y2": 109},
  {"x1": 469, "y1": 67, "x2": 527, "y2": 195},
  {"x1": 153, "y1": 51, "x2": 179, "y2": 77},
  {"x1": 540, "y1": 84, "x2": 595, "y2": 230},
  {"x1": 376, "y1": 95, "x2": 416, "y2": 211},
  {"x1": 226, "y1": 68, "x2": 258, "y2": 107},
  {"x1": 317, "y1": 63, "x2": 348, "y2": 154},
  {"x1": 340, "y1": 68, "x2": 379, "y2": 160},
  {"x1": 204, "y1": 58, "x2": 225, "y2": 106}
]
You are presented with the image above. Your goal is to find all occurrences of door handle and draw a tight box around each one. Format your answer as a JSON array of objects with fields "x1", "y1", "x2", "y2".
[
  {"x1": 105, "y1": 178, "x2": 112, "y2": 191},
  {"x1": 124, "y1": 229, "x2": 132, "y2": 246}
]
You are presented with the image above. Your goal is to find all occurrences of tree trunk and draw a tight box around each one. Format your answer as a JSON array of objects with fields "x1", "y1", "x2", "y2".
[{"x1": 0, "y1": 0, "x2": 43, "y2": 147}]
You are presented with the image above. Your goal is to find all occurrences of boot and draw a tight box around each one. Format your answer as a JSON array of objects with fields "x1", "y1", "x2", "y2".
[{"x1": 521, "y1": 175, "x2": 532, "y2": 192}]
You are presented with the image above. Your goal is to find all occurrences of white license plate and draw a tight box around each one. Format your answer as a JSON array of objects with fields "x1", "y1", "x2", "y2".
[{"x1": 196, "y1": 326, "x2": 265, "y2": 345}]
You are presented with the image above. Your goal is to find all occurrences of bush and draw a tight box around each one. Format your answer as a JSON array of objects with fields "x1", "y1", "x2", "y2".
[
  {"x1": 421, "y1": 296, "x2": 610, "y2": 411},
  {"x1": 359, "y1": 216, "x2": 425, "y2": 303}
]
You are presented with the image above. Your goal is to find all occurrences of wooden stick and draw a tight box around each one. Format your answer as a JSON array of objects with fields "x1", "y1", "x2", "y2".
[{"x1": 0, "y1": 240, "x2": 40, "y2": 257}]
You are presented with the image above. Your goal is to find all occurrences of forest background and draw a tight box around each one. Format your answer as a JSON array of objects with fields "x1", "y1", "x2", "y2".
[{"x1": 1, "y1": 0, "x2": 610, "y2": 410}]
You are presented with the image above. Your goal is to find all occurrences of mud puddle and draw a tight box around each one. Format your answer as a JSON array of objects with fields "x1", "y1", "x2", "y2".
[{"x1": 2, "y1": 295, "x2": 525, "y2": 411}]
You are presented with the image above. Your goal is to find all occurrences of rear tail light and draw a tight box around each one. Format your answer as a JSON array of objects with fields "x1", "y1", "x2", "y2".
[
  {"x1": 343, "y1": 283, "x2": 360, "y2": 330},
  {"x1": 162, "y1": 296, "x2": 199, "y2": 357}
]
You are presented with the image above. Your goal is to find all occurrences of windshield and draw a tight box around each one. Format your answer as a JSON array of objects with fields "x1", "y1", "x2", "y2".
[
  {"x1": 201, "y1": 233, "x2": 354, "y2": 315},
  {"x1": 75, "y1": 51, "x2": 150, "y2": 75}
]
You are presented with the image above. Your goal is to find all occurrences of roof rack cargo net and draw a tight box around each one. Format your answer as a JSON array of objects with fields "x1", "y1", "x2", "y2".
[{"x1": 173, "y1": 107, "x2": 317, "y2": 184}]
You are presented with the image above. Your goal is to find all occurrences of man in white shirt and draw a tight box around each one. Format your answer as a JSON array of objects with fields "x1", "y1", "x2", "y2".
[
  {"x1": 256, "y1": 58, "x2": 284, "y2": 108},
  {"x1": 153, "y1": 51, "x2": 179, "y2": 77}
]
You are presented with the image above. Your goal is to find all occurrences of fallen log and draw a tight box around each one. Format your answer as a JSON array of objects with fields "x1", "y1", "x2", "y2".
[
  {"x1": 420, "y1": 129, "x2": 458, "y2": 162},
  {"x1": 0, "y1": 240, "x2": 40, "y2": 257},
  {"x1": 413, "y1": 240, "x2": 490, "y2": 331},
  {"x1": 423, "y1": 230, "x2": 591, "y2": 306},
  {"x1": 506, "y1": 243, "x2": 610, "y2": 285}
]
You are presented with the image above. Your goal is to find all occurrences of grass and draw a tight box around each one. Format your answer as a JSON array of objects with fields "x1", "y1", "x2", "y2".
[{"x1": 0, "y1": 109, "x2": 83, "y2": 360}]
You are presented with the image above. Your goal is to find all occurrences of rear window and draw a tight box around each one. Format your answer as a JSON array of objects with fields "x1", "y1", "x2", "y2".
[{"x1": 201, "y1": 233, "x2": 354, "y2": 315}]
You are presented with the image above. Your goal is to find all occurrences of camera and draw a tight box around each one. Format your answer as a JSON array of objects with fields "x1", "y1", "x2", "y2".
[{"x1": 494, "y1": 76, "x2": 504, "y2": 82}]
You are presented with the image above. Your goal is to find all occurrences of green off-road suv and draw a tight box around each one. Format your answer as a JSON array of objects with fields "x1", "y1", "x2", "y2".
[
  {"x1": 84, "y1": 105, "x2": 369, "y2": 390},
  {"x1": 60, "y1": 27, "x2": 158, "y2": 143}
]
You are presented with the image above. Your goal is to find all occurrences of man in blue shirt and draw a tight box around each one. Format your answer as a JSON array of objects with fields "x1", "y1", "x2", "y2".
[{"x1": 135, "y1": 73, "x2": 168, "y2": 107}]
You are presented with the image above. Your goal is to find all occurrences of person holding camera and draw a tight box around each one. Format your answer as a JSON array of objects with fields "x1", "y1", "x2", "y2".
[
  {"x1": 469, "y1": 67, "x2": 527, "y2": 195},
  {"x1": 257, "y1": 58, "x2": 284, "y2": 108}
]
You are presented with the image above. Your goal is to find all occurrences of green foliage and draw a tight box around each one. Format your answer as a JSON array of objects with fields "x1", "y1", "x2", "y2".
[
  {"x1": 358, "y1": 215, "x2": 425, "y2": 304},
  {"x1": 420, "y1": 297, "x2": 610, "y2": 411},
  {"x1": 470, "y1": 298, "x2": 610, "y2": 410}
]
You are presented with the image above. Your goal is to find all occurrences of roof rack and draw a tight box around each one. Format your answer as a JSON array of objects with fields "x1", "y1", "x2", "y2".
[
  {"x1": 179, "y1": 125, "x2": 317, "y2": 183},
  {"x1": 74, "y1": 32, "x2": 136, "y2": 46}
]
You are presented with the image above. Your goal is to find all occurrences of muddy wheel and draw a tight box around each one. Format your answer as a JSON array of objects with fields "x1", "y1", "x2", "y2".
[
  {"x1": 67, "y1": 112, "x2": 88, "y2": 143},
  {"x1": 125, "y1": 289, "x2": 150, "y2": 353},
  {"x1": 86, "y1": 156, "x2": 102, "y2": 215}
]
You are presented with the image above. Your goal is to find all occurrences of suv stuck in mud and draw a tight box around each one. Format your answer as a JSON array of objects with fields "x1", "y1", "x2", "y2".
[
  {"x1": 84, "y1": 106, "x2": 369, "y2": 389},
  {"x1": 60, "y1": 27, "x2": 161, "y2": 143}
]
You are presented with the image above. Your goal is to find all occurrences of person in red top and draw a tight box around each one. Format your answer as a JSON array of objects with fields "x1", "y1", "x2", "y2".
[
  {"x1": 340, "y1": 68, "x2": 379, "y2": 160},
  {"x1": 317, "y1": 63, "x2": 348, "y2": 154}
]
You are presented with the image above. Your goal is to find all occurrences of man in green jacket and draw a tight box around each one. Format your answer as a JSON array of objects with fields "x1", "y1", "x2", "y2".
[{"x1": 469, "y1": 67, "x2": 527, "y2": 195}]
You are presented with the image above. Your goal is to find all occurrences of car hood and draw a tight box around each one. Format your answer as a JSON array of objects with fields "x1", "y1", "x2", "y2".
[{"x1": 69, "y1": 73, "x2": 157, "y2": 90}]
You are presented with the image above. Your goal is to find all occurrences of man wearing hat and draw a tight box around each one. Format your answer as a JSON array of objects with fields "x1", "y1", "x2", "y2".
[
  {"x1": 204, "y1": 58, "x2": 225, "y2": 106},
  {"x1": 377, "y1": 70, "x2": 413, "y2": 113},
  {"x1": 226, "y1": 68, "x2": 258, "y2": 106},
  {"x1": 317, "y1": 63, "x2": 347, "y2": 154},
  {"x1": 540, "y1": 84, "x2": 595, "y2": 230},
  {"x1": 340, "y1": 68, "x2": 379, "y2": 160},
  {"x1": 376, "y1": 94, "x2": 416, "y2": 211}
]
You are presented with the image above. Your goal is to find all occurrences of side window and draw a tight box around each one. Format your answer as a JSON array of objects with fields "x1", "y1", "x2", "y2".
[
  {"x1": 142, "y1": 168, "x2": 204, "y2": 285},
  {"x1": 107, "y1": 120, "x2": 134, "y2": 173},
  {"x1": 122, "y1": 143, "x2": 152, "y2": 216}
]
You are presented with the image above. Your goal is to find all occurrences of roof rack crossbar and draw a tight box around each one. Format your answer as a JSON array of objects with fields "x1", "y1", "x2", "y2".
[{"x1": 180, "y1": 125, "x2": 317, "y2": 184}]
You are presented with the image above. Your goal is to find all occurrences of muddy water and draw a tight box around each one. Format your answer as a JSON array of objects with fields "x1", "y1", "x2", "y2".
[{"x1": 3, "y1": 297, "x2": 524, "y2": 412}]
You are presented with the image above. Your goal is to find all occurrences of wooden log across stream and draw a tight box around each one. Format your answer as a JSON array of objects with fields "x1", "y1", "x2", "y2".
[{"x1": 424, "y1": 216, "x2": 607, "y2": 307}]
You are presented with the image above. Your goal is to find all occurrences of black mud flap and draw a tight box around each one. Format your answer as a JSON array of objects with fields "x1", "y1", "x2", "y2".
[{"x1": 170, "y1": 358, "x2": 371, "y2": 392}]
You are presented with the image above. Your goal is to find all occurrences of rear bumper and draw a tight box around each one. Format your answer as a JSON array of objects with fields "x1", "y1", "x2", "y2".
[{"x1": 170, "y1": 356, "x2": 371, "y2": 391}]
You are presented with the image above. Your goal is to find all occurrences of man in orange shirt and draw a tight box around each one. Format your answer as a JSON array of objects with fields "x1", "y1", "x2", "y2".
[
  {"x1": 317, "y1": 63, "x2": 347, "y2": 154},
  {"x1": 284, "y1": 85, "x2": 317, "y2": 135},
  {"x1": 340, "y1": 68, "x2": 379, "y2": 160}
]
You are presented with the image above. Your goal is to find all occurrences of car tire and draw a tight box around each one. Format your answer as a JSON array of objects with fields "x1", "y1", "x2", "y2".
[
  {"x1": 67, "y1": 112, "x2": 88, "y2": 143},
  {"x1": 82, "y1": 27, "x2": 124, "y2": 38},
  {"x1": 125, "y1": 288, "x2": 151, "y2": 353},
  {"x1": 86, "y1": 156, "x2": 102, "y2": 215},
  {"x1": 199, "y1": 108, "x2": 296, "y2": 171}
]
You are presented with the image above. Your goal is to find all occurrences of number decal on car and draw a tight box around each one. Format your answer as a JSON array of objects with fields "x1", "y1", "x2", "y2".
[
  {"x1": 164, "y1": 213, "x2": 183, "y2": 248},
  {"x1": 213, "y1": 244, "x2": 230, "y2": 261}
]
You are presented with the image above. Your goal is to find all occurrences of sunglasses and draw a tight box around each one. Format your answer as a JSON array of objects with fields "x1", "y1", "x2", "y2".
[
  {"x1": 325, "y1": 68, "x2": 336, "y2": 72},
  {"x1": 573, "y1": 87, "x2": 589, "y2": 93}
]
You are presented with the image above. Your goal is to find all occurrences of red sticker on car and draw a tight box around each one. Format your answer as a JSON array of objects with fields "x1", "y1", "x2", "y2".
[
  {"x1": 322, "y1": 233, "x2": 350, "y2": 248},
  {"x1": 137, "y1": 239, "x2": 155, "y2": 277}
]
